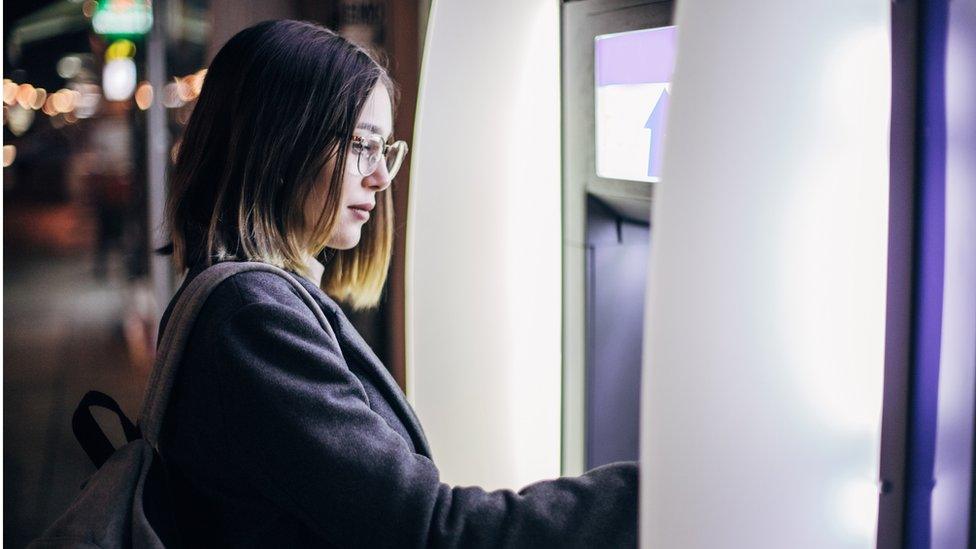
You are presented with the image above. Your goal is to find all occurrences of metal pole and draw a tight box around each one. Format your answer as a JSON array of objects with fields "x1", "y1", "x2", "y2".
[{"x1": 146, "y1": 0, "x2": 173, "y2": 338}]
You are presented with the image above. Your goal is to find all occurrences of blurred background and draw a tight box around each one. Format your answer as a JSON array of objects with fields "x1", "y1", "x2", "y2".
[{"x1": 3, "y1": 1, "x2": 427, "y2": 545}]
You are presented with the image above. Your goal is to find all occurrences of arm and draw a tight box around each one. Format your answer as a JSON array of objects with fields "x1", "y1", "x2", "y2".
[{"x1": 213, "y1": 280, "x2": 638, "y2": 548}]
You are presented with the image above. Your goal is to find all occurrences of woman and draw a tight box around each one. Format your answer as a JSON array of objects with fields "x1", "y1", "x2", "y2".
[{"x1": 157, "y1": 19, "x2": 638, "y2": 548}]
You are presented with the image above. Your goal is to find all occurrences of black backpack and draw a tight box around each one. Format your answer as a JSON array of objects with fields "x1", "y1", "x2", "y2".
[{"x1": 28, "y1": 261, "x2": 337, "y2": 548}]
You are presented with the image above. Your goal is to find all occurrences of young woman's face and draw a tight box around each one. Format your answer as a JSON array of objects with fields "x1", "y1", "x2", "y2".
[{"x1": 306, "y1": 82, "x2": 394, "y2": 251}]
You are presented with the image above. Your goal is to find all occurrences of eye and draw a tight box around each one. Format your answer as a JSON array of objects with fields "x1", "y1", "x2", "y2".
[{"x1": 364, "y1": 134, "x2": 385, "y2": 154}]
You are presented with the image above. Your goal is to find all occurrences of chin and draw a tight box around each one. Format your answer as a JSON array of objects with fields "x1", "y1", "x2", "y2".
[{"x1": 328, "y1": 228, "x2": 362, "y2": 250}]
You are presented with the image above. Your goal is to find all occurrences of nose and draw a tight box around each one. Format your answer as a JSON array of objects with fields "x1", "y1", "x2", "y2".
[{"x1": 363, "y1": 160, "x2": 392, "y2": 192}]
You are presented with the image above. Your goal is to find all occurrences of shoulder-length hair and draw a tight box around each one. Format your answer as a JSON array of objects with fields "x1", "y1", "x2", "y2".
[{"x1": 160, "y1": 19, "x2": 397, "y2": 309}]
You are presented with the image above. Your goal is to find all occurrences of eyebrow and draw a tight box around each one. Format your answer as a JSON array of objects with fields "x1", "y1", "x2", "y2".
[{"x1": 356, "y1": 123, "x2": 392, "y2": 142}]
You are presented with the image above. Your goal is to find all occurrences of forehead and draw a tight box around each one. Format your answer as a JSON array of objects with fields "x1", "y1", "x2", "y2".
[{"x1": 355, "y1": 84, "x2": 393, "y2": 139}]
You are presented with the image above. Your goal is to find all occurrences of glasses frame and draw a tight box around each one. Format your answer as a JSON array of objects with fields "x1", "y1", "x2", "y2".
[{"x1": 350, "y1": 134, "x2": 409, "y2": 180}]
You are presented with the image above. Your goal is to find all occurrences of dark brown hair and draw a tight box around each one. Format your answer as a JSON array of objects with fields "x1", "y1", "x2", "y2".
[{"x1": 161, "y1": 19, "x2": 397, "y2": 308}]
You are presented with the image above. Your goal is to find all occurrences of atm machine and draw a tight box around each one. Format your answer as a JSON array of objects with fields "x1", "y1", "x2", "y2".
[
  {"x1": 408, "y1": 0, "x2": 675, "y2": 486},
  {"x1": 409, "y1": 0, "x2": 975, "y2": 546},
  {"x1": 560, "y1": 0, "x2": 674, "y2": 475}
]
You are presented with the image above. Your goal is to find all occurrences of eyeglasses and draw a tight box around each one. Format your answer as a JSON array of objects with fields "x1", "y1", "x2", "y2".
[{"x1": 350, "y1": 134, "x2": 409, "y2": 180}]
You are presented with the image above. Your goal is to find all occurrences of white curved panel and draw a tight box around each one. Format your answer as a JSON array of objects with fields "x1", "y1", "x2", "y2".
[
  {"x1": 640, "y1": 1, "x2": 890, "y2": 547},
  {"x1": 406, "y1": 0, "x2": 561, "y2": 489}
]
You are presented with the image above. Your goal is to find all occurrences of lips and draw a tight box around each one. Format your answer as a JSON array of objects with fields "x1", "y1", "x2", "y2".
[
  {"x1": 349, "y1": 202, "x2": 373, "y2": 221},
  {"x1": 349, "y1": 203, "x2": 375, "y2": 212}
]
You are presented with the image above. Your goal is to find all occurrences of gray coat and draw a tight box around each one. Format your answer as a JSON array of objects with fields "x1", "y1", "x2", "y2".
[{"x1": 157, "y1": 260, "x2": 638, "y2": 548}]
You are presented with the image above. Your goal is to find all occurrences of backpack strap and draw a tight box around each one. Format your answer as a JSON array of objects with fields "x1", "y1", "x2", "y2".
[
  {"x1": 72, "y1": 390, "x2": 142, "y2": 468},
  {"x1": 138, "y1": 260, "x2": 338, "y2": 450}
]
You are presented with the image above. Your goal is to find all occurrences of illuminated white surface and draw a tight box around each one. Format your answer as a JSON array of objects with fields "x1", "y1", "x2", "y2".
[
  {"x1": 407, "y1": 0, "x2": 562, "y2": 489},
  {"x1": 640, "y1": 1, "x2": 889, "y2": 547}
]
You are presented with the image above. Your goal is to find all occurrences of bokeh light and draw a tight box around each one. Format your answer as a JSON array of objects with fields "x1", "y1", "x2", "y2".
[
  {"x1": 103, "y1": 58, "x2": 137, "y2": 101},
  {"x1": 135, "y1": 82, "x2": 154, "y2": 110},
  {"x1": 3, "y1": 144, "x2": 16, "y2": 167}
]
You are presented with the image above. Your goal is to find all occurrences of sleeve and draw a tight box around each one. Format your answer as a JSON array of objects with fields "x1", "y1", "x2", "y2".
[{"x1": 212, "y1": 285, "x2": 638, "y2": 549}]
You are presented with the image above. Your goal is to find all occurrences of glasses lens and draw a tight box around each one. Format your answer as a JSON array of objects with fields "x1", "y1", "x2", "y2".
[
  {"x1": 356, "y1": 135, "x2": 384, "y2": 176},
  {"x1": 357, "y1": 146, "x2": 373, "y2": 176},
  {"x1": 386, "y1": 141, "x2": 408, "y2": 179}
]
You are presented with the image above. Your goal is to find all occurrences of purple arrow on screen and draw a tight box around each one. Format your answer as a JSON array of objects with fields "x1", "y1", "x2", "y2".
[{"x1": 644, "y1": 88, "x2": 670, "y2": 178}]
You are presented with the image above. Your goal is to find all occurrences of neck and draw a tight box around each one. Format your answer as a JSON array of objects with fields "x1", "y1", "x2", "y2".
[{"x1": 302, "y1": 252, "x2": 325, "y2": 287}]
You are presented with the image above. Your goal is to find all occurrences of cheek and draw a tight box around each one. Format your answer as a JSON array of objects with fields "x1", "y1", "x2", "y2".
[{"x1": 343, "y1": 176, "x2": 362, "y2": 199}]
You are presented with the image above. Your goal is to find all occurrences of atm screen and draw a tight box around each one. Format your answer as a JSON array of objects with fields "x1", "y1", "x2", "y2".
[{"x1": 595, "y1": 26, "x2": 677, "y2": 183}]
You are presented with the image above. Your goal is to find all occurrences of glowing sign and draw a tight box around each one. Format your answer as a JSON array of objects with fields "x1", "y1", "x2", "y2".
[
  {"x1": 92, "y1": 0, "x2": 153, "y2": 38},
  {"x1": 595, "y1": 26, "x2": 677, "y2": 182}
]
